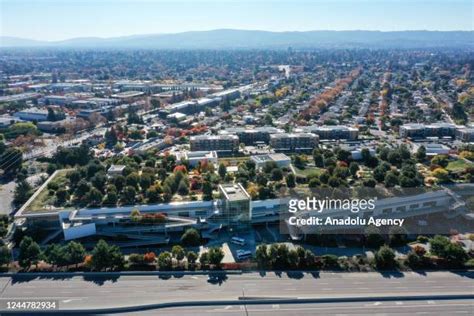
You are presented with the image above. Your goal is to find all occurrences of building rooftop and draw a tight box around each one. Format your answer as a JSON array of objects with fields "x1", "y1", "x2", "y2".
[
  {"x1": 190, "y1": 134, "x2": 239, "y2": 141},
  {"x1": 219, "y1": 183, "x2": 250, "y2": 202},
  {"x1": 111, "y1": 91, "x2": 144, "y2": 98},
  {"x1": 270, "y1": 133, "x2": 317, "y2": 139},
  {"x1": 108, "y1": 165, "x2": 126, "y2": 173},
  {"x1": 251, "y1": 153, "x2": 290, "y2": 163}
]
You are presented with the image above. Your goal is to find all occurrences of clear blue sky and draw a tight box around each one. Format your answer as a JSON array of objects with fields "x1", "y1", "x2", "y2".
[{"x1": 1, "y1": 0, "x2": 472, "y2": 41}]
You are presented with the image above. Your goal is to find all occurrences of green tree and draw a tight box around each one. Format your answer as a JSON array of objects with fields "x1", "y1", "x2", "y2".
[
  {"x1": 388, "y1": 151, "x2": 402, "y2": 166},
  {"x1": 384, "y1": 171, "x2": 399, "y2": 188},
  {"x1": 286, "y1": 173, "x2": 296, "y2": 188},
  {"x1": 363, "y1": 178, "x2": 377, "y2": 188},
  {"x1": 431, "y1": 155, "x2": 449, "y2": 168},
  {"x1": 126, "y1": 172, "x2": 140, "y2": 188},
  {"x1": 328, "y1": 176, "x2": 341, "y2": 188},
  {"x1": 255, "y1": 244, "x2": 269, "y2": 268},
  {"x1": 415, "y1": 145, "x2": 426, "y2": 162},
  {"x1": 44, "y1": 244, "x2": 68, "y2": 269},
  {"x1": 202, "y1": 181, "x2": 213, "y2": 201},
  {"x1": 177, "y1": 179, "x2": 189, "y2": 196},
  {"x1": 74, "y1": 180, "x2": 91, "y2": 199},
  {"x1": 55, "y1": 188, "x2": 69, "y2": 205},
  {"x1": 181, "y1": 228, "x2": 201, "y2": 246},
  {"x1": 86, "y1": 187, "x2": 103, "y2": 206},
  {"x1": 171, "y1": 245, "x2": 185, "y2": 262},
  {"x1": 313, "y1": 150, "x2": 324, "y2": 167},
  {"x1": 288, "y1": 249, "x2": 299, "y2": 269},
  {"x1": 0, "y1": 246, "x2": 11, "y2": 267},
  {"x1": 374, "y1": 245, "x2": 397, "y2": 269},
  {"x1": 158, "y1": 251, "x2": 172, "y2": 270},
  {"x1": 208, "y1": 247, "x2": 224, "y2": 267},
  {"x1": 122, "y1": 186, "x2": 137, "y2": 204},
  {"x1": 429, "y1": 235, "x2": 450, "y2": 257},
  {"x1": 271, "y1": 168, "x2": 283, "y2": 181},
  {"x1": 146, "y1": 185, "x2": 162, "y2": 203},
  {"x1": 336, "y1": 149, "x2": 351, "y2": 162},
  {"x1": 128, "y1": 253, "x2": 145, "y2": 265},
  {"x1": 66, "y1": 241, "x2": 86, "y2": 268},
  {"x1": 308, "y1": 178, "x2": 321, "y2": 188},
  {"x1": 268, "y1": 244, "x2": 290, "y2": 269},
  {"x1": 294, "y1": 155, "x2": 306, "y2": 169},
  {"x1": 444, "y1": 243, "x2": 468, "y2": 267},
  {"x1": 13, "y1": 180, "x2": 32, "y2": 206},
  {"x1": 90, "y1": 240, "x2": 124, "y2": 271},
  {"x1": 200, "y1": 252, "x2": 210, "y2": 267},
  {"x1": 349, "y1": 162, "x2": 359, "y2": 177},
  {"x1": 104, "y1": 127, "x2": 118, "y2": 147},
  {"x1": 139, "y1": 174, "x2": 152, "y2": 190},
  {"x1": 186, "y1": 251, "x2": 198, "y2": 266},
  {"x1": 18, "y1": 236, "x2": 42, "y2": 270},
  {"x1": 218, "y1": 163, "x2": 227, "y2": 178},
  {"x1": 399, "y1": 144, "x2": 411, "y2": 161},
  {"x1": 103, "y1": 191, "x2": 118, "y2": 206}
]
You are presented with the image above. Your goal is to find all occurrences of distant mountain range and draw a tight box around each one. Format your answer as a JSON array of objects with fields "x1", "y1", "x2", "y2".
[{"x1": 1, "y1": 29, "x2": 473, "y2": 49}]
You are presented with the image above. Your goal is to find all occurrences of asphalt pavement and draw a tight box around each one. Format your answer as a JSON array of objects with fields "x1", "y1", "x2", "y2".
[
  {"x1": 0, "y1": 271, "x2": 472, "y2": 313},
  {"x1": 125, "y1": 300, "x2": 474, "y2": 315}
]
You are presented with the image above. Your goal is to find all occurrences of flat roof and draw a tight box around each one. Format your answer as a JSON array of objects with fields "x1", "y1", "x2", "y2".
[
  {"x1": 191, "y1": 134, "x2": 238, "y2": 141},
  {"x1": 251, "y1": 153, "x2": 290, "y2": 162},
  {"x1": 219, "y1": 183, "x2": 250, "y2": 201}
]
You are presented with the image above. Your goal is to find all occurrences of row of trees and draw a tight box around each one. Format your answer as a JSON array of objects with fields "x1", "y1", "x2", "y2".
[
  {"x1": 7, "y1": 234, "x2": 470, "y2": 272},
  {"x1": 17, "y1": 237, "x2": 86, "y2": 270},
  {"x1": 256, "y1": 238, "x2": 469, "y2": 272},
  {"x1": 13, "y1": 233, "x2": 218, "y2": 272}
]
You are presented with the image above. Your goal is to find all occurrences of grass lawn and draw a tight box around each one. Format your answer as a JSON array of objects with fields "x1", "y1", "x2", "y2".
[
  {"x1": 294, "y1": 166, "x2": 323, "y2": 178},
  {"x1": 25, "y1": 169, "x2": 69, "y2": 213},
  {"x1": 218, "y1": 156, "x2": 249, "y2": 166},
  {"x1": 446, "y1": 159, "x2": 474, "y2": 172}
]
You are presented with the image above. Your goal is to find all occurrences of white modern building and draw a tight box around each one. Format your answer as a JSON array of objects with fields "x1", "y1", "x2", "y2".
[
  {"x1": 175, "y1": 151, "x2": 218, "y2": 167},
  {"x1": 251, "y1": 153, "x2": 291, "y2": 169}
]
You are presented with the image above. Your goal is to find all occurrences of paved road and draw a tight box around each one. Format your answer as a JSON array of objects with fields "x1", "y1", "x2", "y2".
[
  {"x1": 126, "y1": 300, "x2": 474, "y2": 315},
  {"x1": 0, "y1": 271, "x2": 472, "y2": 312},
  {"x1": 0, "y1": 179, "x2": 15, "y2": 215}
]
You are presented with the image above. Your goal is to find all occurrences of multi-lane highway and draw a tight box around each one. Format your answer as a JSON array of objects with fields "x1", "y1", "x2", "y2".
[
  {"x1": 0, "y1": 271, "x2": 472, "y2": 313},
  {"x1": 125, "y1": 300, "x2": 474, "y2": 315}
]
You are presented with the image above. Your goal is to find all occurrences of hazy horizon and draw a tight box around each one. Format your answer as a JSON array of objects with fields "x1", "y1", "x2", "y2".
[
  {"x1": 1, "y1": 0, "x2": 472, "y2": 41},
  {"x1": 3, "y1": 28, "x2": 473, "y2": 43}
]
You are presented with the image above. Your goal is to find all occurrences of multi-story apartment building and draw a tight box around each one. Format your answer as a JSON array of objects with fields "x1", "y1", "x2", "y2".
[
  {"x1": 190, "y1": 135, "x2": 239, "y2": 154},
  {"x1": 270, "y1": 133, "x2": 319, "y2": 153},
  {"x1": 300, "y1": 125, "x2": 359, "y2": 140},
  {"x1": 221, "y1": 126, "x2": 284, "y2": 145},
  {"x1": 456, "y1": 128, "x2": 474, "y2": 142},
  {"x1": 399, "y1": 123, "x2": 457, "y2": 139}
]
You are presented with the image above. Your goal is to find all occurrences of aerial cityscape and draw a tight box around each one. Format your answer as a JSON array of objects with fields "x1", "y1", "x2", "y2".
[{"x1": 0, "y1": 0, "x2": 473, "y2": 315}]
